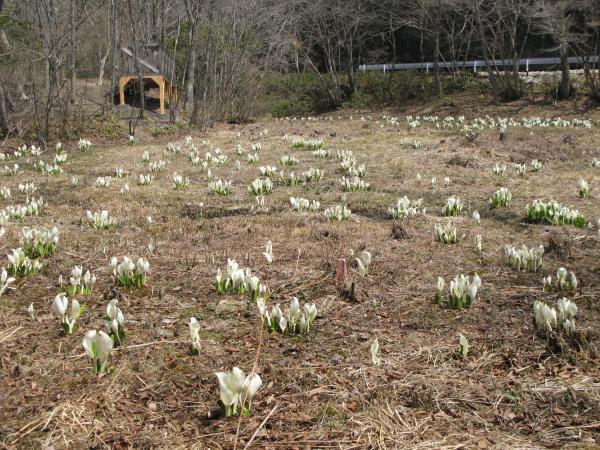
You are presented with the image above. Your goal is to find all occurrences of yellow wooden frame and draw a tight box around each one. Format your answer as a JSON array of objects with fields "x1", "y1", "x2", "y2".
[{"x1": 118, "y1": 74, "x2": 178, "y2": 115}]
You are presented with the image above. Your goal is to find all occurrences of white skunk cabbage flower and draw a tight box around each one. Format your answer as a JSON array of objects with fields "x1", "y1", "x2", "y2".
[
  {"x1": 371, "y1": 338, "x2": 381, "y2": 366},
  {"x1": 557, "y1": 298, "x2": 577, "y2": 322},
  {"x1": 28, "y1": 302, "x2": 36, "y2": 320},
  {"x1": 533, "y1": 300, "x2": 557, "y2": 334},
  {"x1": 189, "y1": 317, "x2": 201, "y2": 355},
  {"x1": 356, "y1": 250, "x2": 371, "y2": 277},
  {"x1": 82, "y1": 330, "x2": 114, "y2": 375},
  {"x1": 263, "y1": 240, "x2": 273, "y2": 264},
  {"x1": 105, "y1": 299, "x2": 125, "y2": 345},
  {"x1": 458, "y1": 334, "x2": 469, "y2": 358},
  {"x1": 53, "y1": 293, "x2": 82, "y2": 334},
  {"x1": 241, "y1": 372, "x2": 262, "y2": 409},
  {"x1": 474, "y1": 234, "x2": 482, "y2": 255},
  {"x1": 0, "y1": 267, "x2": 15, "y2": 296},
  {"x1": 215, "y1": 367, "x2": 261, "y2": 417}
]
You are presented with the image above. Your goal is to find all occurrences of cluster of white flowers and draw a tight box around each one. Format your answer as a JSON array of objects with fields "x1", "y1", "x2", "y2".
[
  {"x1": 347, "y1": 164, "x2": 367, "y2": 178},
  {"x1": 0, "y1": 267, "x2": 15, "y2": 296},
  {"x1": 114, "y1": 168, "x2": 129, "y2": 178},
  {"x1": 490, "y1": 187, "x2": 512, "y2": 208},
  {"x1": 544, "y1": 267, "x2": 578, "y2": 292},
  {"x1": 87, "y1": 210, "x2": 117, "y2": 229},
  {"x1": 591, "y1": 157, "x2": 600, "y2": 168},
  {"x1": 291, "y1": 138, "x2": 324, "y2": 150},
  {"x1": 303, "y1": 168, "x2": 324, "y2": 182},
  {"x1": 68, "y1": 265, "x2": 96, "y2": 295},
  {"x1": 259, "y1": 165, "x2": 278, "y2": 177},
  {"x1": 526, "y1": 199, "x2": 586, "y2": 228},
  {"x1": 18, "y1": 182, "x2": 37, "y2": 195},
  {"x1": 514, "y1": 163, "x2": 527, "y2": 177},
  {"x1": 324, "y1": 204, "x2": 351, "y2": 221},
  {"x1": 248, "y1": 178, "x2": 273, "y2": 196},
  {"x1": 447, "y1": 274, "x2": 481, "y2": 309},
  {"x1": 0, "y1": 187, "x2": 10, "y2": 199},
  {"x1": 110, "y1": 256, "x2": 149, "y2": 287},
  {"x1": 208, "y1": 179, "x2": 233, "y2": 195},
  {"x1": 340, "y1": 176, "x2": 369, "y2": 192},
  {"x1": 312, "y1": 149, "x2": 330, "y2": 158},
  {"x1": 206, "y1": 148, "x2": 228, "y2": 165},
  {"x1": 164, "y1": 142, "x2": 180, "y2": 154},
  {"x1": 78, "y1": 138, "x2": 92, "y2": 151},
  {"x1": 215, "y1": 367, "x2": 262, "y2": 417},
  {"x1": 279, "y1": 155, "x2": 298, "y2": 166},
  {"x1": 290, "y1": 197, "x2": 320, "y2": 212},
  {"x1": 7, "y1": 247, "x2": 43, "y2": 276},
  {"x1": 21, "y1": 226, "x2": 59, "y2": 258},
  {"x1": 172, "y1": 172, "x2": 190, "y2": 190},
  {"x1": 5, "y1": 163, "x2": 21, "y2": 176},
  {"x1": 442, "y1": 196, "x2": 463, "y2": 216},
  {"x1": 82, "y1": 330, "x2": 113, "y2": 375},
  {"x1": 53, "y1": 293, "x2": 83, "y2": 334},
  {"x1": 336, "y1": 150, "x2": 353, "y2": 161},
  {"x1": 279, "y1": 171, "x2": 300, "y2": 186},
  {"x1": 148, "y1": 160, "x2": 166, "y2": 172},
  {"x1": 530, "y1": 159, "x2": 543, "y2": 172},
  {"x1": 96, "y1": 176, "x2": 112, "y2": 188},
  {"x1": 215, "y1": 258, "x2": 263, "y2": 298},
  {"x1": 493, "y1": 163, "x2": 507, "y2": 176},
  {"x1": 401, "y1": 114, "x2": 592, "y2": 132},
  {"x1": 388, "y1": 196, "x2": 424, "y2": 219},
  {"x1": 257, "y1": 297, "x2": 317, "y2": 335},
  {"x1": 504, "y1": 244, "x2": 544, "y2": 272},
  {"x1": 138, "y1": 174, "x2": 154, "y2": 186},
  {"x1": 339, "y1": 155, "x2": 356, "y2": 171},
  {"x1": 2, "y1": 197, "x2": 45, "y2": 222},
  {"x1": 246, "y1": 152, "x2": 259, "y2": 164},
  {"x1": 534, "y1": 298, "x2": 577, "y2": 336},
  {"x1": 54, "y1": 153, "x2": 68, "y2": 165},
  {"x1": 435, "y1": 221, "x2": 463, "y2": 244},
  {"x1": 16, "y1": 144, "x2": 42, "y2": 157}
]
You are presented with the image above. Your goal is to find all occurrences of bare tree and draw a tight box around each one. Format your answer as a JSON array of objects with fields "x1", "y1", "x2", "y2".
[
  {"x1": 530, "y1": 1, "x2": 582, "y2": 99},
  {"x1": 183, "y1": 0, "x2": 199, "y2": 109},
  {"x1": 571, "y1": 0, "x2": 600, "y2": 99},
  {"x1": 0, "y1": 0, "x2": 9, "y2": 136}
]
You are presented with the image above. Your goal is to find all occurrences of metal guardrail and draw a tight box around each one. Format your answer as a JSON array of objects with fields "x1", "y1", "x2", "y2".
[{"x1": 359, "y1": 56, "x2": 599, "y2": 73}]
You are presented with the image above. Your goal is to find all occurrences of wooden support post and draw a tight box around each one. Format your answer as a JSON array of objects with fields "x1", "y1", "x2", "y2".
[
  {"x1": 119, "y1": 76, "x2": 127, "y2": 106},
  {"x1": 159, "y1": 77, "x2": 165, "y2": 115}
]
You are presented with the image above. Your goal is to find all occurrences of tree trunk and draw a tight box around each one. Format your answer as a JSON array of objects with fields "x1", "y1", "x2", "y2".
[
  {"x1": 433, "y1": 30, "x2": 441, "y2": 96},
  {"x1": 0, "y1": 0, "x2": 9, "y2": 135},
  {"x1": 109, "y1": 0, "x2": 119, "y2": 107},
  {"x1": 98, "y1": 47, "x2": 109, "y2": 87},
  {"x1": 127, "y1": 0, "x2": 144, "y2": 119},
  {"x1": 474, "y1": 1, "x2": 499, "y2": 104},
  {"x1": 183, "y1": 0, "x2": 198, "y2": 109},
  {"x1": 559, "y1": 46, "x2": 571, "y2": 99},
  {"x1": 0, "y1": 82, "x2": 8, "y2": 136},
  {"x1": 185, "y1": 24, "x2": 197, "y2": 108}
]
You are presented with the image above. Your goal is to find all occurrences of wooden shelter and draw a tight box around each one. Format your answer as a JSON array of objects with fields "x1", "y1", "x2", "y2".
[{"x1": 118, "y1": 43, "x2": 177, "y2": 115}]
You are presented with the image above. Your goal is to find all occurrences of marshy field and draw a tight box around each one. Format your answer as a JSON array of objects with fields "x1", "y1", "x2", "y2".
[{"x1": 1, "y1": 111, "x2": 600, "y2": 449}]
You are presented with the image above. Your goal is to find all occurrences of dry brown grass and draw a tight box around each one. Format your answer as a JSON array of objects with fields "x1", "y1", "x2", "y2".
[{"x1": 1, "y1": 112, "x2": 600, "y2": 449}]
